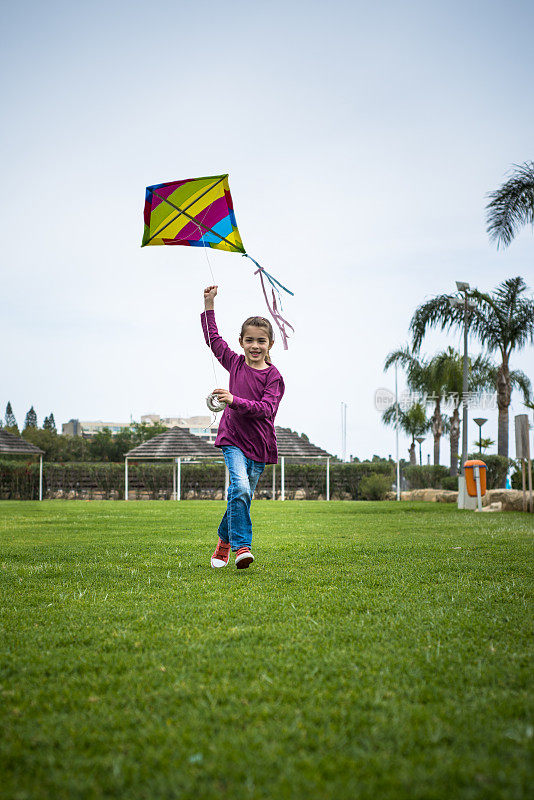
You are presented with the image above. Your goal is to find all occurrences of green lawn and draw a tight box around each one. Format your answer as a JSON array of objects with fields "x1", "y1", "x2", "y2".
[{"x1": 1, "y1": 500, "x2": 533, "y2": 800}]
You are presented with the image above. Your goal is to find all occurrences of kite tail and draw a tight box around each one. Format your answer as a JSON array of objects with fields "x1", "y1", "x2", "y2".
[{"x1": 242, "y1": 254, "x2": 294, "y2": 350}]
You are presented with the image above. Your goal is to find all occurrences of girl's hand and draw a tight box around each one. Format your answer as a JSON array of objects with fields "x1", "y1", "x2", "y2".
[
  {"x1": 204, "y1": 285, "x2": 218, "y2": 308},
  {"x1": 213, "y1": 388, "x2": 233, "y2": 405}
]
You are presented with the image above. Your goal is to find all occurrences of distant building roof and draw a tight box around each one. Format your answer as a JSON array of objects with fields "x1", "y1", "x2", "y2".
[
  {"x1": 125, "y1": 426, "x2": 217, "y2": 460},
  {"x1": 275, "y1": 427, "x2": 333, "y2": 458},
  {"x1": 0, "y1": 429, "x2": 44, "y2": 455}
]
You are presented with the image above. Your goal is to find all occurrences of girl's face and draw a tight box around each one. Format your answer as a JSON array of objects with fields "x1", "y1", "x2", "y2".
[{"x1": 239, "y1": 325, "x2": 272, "y2": 367}]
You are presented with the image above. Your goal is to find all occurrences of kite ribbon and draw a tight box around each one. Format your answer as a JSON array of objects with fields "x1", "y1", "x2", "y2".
[{"x1": 243, "y1": 254, "x2": 294, "y2": 350}]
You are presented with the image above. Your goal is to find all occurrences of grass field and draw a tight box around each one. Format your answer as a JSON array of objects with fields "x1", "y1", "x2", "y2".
[{"x1": 1, "y1": 500, "x2": 533, "y2": 800}]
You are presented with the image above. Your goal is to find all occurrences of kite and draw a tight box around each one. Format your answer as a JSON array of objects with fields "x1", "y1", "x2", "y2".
[{"x1": 141, "y1": 174, "x2": 293, "y2": 347}]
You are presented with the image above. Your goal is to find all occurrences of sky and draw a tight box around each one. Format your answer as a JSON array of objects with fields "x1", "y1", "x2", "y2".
[{"x1": 1, "y1": 0, "x2": 533, "y2": 462}]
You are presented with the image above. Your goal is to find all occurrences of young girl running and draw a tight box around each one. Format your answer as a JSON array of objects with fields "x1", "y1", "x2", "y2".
[{"x1": 201, "y1": 286, "x2": 285, "y2": 569}]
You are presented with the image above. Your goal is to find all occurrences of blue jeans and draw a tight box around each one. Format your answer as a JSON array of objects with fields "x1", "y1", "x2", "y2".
[{"x1": 218, "y1": 446, "x2": 265, "y2": 551}]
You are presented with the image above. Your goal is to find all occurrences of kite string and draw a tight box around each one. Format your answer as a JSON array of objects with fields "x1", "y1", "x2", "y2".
[
  {"x1": 197, "y1": 224, "x2": 225, "y2": 428},
  {"x1": 198, "y1": 225, "x2": 219, "y2": 388}
]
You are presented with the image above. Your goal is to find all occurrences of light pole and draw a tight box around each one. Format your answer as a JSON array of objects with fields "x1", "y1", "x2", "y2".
[
  {"x1": 341, "y1": 402, "x2": 347, "y2": 462},
  {"x1": 395, "y1": 364, "x2": 400, "y2": 500},
  {"x1": 416, "y1": 436, "x2": 425, "y2": 466},
  {"x1": 450, "y1": 282, "x2": 476, "y2": 475},
  {"x1": 473, "y1": 417, "x2": 487, "y2": 456},
  {"x1": 451, "y1": 282, "x2": 476, "y2": 509}
]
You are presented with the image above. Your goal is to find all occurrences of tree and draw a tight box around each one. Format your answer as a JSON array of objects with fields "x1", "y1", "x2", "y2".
[
  {"x1": 486, "y1": 161, "x2": 534, "y2": 248},
  {"x1": 410, "y1": 277, "x2": 533, "y2": 460},
  {"x1": 22, "y1": 427, "x2": 63, "y2": 461},
  {"x1": 384, "y1": 346, "x2": 494, "y2": 470},
  {"x1": 24, "y1": 406, "x2": 38, "y2": 429},
  {"x1": 382, "y1": 401, "x2": 430, "y2": 465},
  {"x1": 385, "y1": 348, "x2": 449, "y2": 466},
  {"x1": 472, "y1": 437, "x2": 495, "y2": 455},
  {"x1": 431, "y1": 348, "x2": 496, "y2": 475},
  {"x1": 130, "y1": 422, "x2": 169, "y2": 446},
  {"x1": 43, "y1": 414, "x2": 57, "y2": 432},
  {"x1": 58, "y1": 434, "x2": 90, "y2": 462},
  {"x1": 5, "y1": 402, "x2": 17, "y2": 429},
  {"x1": 88, "y1": 428, "x2": 122, "y2": 462},
  {"x1": 84, "y1": 423, "x2": 170, "y2": 463}
]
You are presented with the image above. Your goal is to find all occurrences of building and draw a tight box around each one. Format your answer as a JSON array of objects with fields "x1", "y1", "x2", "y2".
[
  {"x1": 62, "y1": 419, "x2": 133, "y2": 437},
  {"x1": 62, "y1": 414, "x2": 218, "y2": 443},
  {"x1": 140, "y1": 414, "x2": 217, "y2": 444}
]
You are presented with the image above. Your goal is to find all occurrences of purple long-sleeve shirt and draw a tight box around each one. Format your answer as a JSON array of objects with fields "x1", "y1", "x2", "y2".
[{"x1": 201, "y1": 309, "x2": 285, "y2": 464}]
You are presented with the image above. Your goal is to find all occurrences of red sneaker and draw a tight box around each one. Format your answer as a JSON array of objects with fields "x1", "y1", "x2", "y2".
[
  {"x1": 211, "y1": 538, "x2": 231, "y2": 568},
  {"x1": 235, "y1": 547, "x2": 254, "y2": 569}
]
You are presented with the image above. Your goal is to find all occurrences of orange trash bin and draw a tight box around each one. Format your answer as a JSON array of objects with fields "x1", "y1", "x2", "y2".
[{"x1": 464, "y1": 460, "x2": 487, "y2": 497}]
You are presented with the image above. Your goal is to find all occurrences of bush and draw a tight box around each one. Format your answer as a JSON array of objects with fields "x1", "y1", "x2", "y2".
[
  {"x1": 511, "y1": 461, "x2": 534, "y2": 490},
  {"x1": 441, "y1": 476, "x2": 458, "y2": 491},
  {"x1": 358, "y1": 473, "x2": 392, "y2": 500},
  {"x1": 403, "y1": 465, "x2": 451, "y2": 489},
  {"x1": 479, "y1": 455, "x2": 511, "y2": 489}
]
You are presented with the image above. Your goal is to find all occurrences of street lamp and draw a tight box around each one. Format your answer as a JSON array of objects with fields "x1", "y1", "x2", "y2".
[
  {"x1": 450, "y1": 282, "x2": 476, "y2": 476},
  {"x1": 450, "y1": 282, "x2": 477, "y2": 510},
  {"x1": 473, "y1": 417, "x2": 487, "y2": 456},
  {"x1": 395, "y1": 364, "x2": 400, "y2": 501},
  {"x1": 340, "y1": 402, "x2": 347, "y2": 462},
  {"x1": 415, "y1": 436, "x2": 425, "y2": 466}
]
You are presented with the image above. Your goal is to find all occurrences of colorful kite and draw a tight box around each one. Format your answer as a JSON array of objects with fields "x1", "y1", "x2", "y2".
[{"x1": 141, "y1": 174, "x2": 293, "y2": 347}]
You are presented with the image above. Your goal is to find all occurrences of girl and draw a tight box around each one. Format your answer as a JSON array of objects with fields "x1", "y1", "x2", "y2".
[{"x1": 201, "y1": 285, "x2": 285, "y2": 569}]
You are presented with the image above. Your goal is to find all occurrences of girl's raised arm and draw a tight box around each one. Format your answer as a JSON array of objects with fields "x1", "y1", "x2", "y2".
[{"x1": 201, "y1": 286, "x2": 239, "y2": 372}]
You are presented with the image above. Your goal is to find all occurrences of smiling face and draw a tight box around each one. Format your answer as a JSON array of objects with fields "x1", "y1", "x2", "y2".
[{"x1": 239, "y1": 325, "x2": 273, "y2": 368}]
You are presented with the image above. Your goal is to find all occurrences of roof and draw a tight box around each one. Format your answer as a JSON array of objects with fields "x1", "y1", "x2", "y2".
[
  {"x1": 125, "y1": 426, "x2": 217, "y2": 459},
  {"x1": 125, "y1": 425, "x2": 332, "y2": 461},
  {"x1": 275, "y1": 427, "x2": 333, "y2": 459},
  {"x1": 0, "y1": 429, "x2": 44, "y2": 455}
]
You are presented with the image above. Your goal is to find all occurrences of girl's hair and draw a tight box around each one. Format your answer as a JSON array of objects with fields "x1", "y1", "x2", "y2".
[{"x1": 240, "y1": 316, "x2": 274, "y2": 364}]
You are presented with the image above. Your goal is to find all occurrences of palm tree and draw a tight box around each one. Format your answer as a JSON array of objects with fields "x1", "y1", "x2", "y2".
[
  {"x1": 382, "y1": 401, "x2": 430, "y2": 465},
  {"x1": 486, "y1": 162, "x2": 534, "y2": 248},
  {"x1": 384, "y1": 348, "x2": 447, "y2": 466},
  {"x1": 473, "y1": 437, "x2": 495, "y2": 456},
  {"x1": 431, "y1": 348, "x2": 496, "y2": 475},
  {"x1": 410, "y1": 277, "x2": 533, "y2": 459},
  {"x1": 384, "y1": 347, "x2": 495, "y2": 471}
]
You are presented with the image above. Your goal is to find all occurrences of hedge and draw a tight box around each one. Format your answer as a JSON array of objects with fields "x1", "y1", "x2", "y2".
[
  {"x1": 0, "y1": 460, "x2": 397, "y2": 501},
  {"x1": 3, "y1": 457, "x2": 512, "y2": 500},
  {"x1": 0, "y1": 461, "x2": 223, "y2": 501},
  {"x1": 403, "y1": 456, "x2": 511, "y2": 491},
  {"x1": 402, "y1": 465, "x2": 450, "y2": 489}
]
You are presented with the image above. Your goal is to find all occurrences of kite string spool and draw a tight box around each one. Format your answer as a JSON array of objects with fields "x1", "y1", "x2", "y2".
[{"x1": 206, "y1": 391, "x2": 227, "y2": 413}]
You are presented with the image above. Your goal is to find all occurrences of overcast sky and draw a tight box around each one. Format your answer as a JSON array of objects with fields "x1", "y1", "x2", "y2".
[{"x1": 1, "y1": 0, "x2": 533, "y2": 462}]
